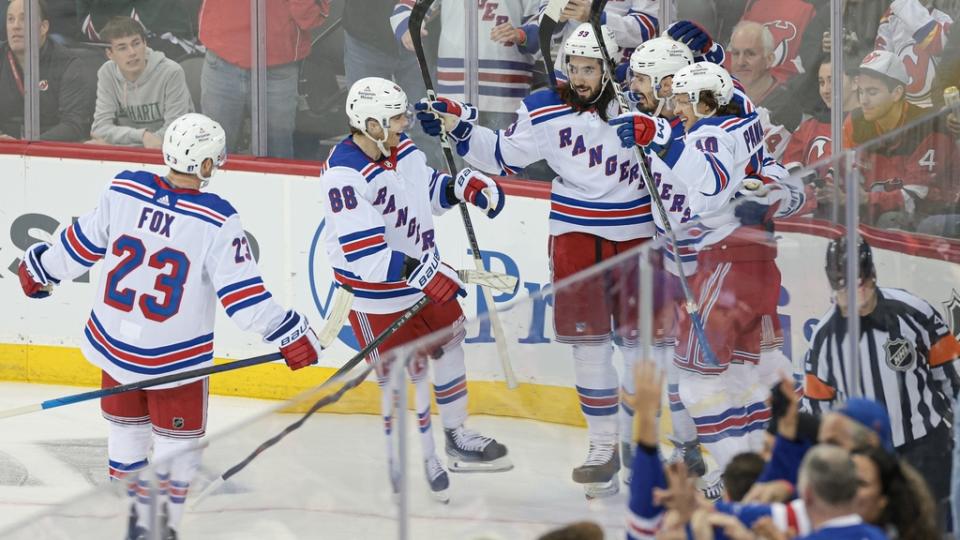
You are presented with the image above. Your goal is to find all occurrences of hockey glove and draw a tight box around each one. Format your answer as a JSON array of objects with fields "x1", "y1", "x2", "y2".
[
  {"x1": 406, "y1": 248, "x2": 466, "y2": 304},
  {"x1": 453, "y1": 167, "x2": 506, "y2": 218},
  {"x1": 667, "y1": 20, "x2": 714, "y2": 54},
  {"x1": 608, "y1": 112, "x2": 671, "y2": 150},
  {"x1": 734, "y1": 177, "x2": 788, "y2": 227},
  {"x1": 414, "y1": 97, "x2": 478, "y2": 141},
  {"x1": 18, "y1": 242, "x2": 58, "y2": 299},
  {"x1": 265, "y1": 310, "x2": 323, "y2": 370}
]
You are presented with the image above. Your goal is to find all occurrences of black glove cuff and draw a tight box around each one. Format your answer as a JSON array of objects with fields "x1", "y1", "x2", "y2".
[{"x1": 401, "y1": 255, "x2": 421, "y2": 280}]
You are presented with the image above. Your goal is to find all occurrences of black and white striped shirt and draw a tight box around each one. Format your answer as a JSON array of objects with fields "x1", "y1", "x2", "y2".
[{"x1": 801, "y1": 287, "x2": 960, "y2": 447}]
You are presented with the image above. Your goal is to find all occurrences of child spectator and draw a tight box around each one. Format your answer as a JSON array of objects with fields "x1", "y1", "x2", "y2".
[{"x1": 89, "y1": 17, "x2": 193, "y2": 148}]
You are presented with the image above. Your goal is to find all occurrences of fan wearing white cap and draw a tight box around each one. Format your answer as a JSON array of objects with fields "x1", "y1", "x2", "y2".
[
  {"x1": 845, "y1": 50, "x2": 957, "y2": 234},
  {"x1": 416, "y1": 24, "x2": 660, "y2": 500},
  {"x1": 320, "y1": 76, "x2": 511, "y2": 503}
]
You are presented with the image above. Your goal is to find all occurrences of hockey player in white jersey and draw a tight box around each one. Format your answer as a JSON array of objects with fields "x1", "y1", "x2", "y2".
[
  {"x1": 319, "y1": 77, "x2": 511, "y2": 503},
  {"x1": 611, "y1": 38, "x2": 805, "y2": 494},
  {"x1": 16, "y1": 113, "x2": 323, "y2": 539},
  {"x1": 612, "y1": 62, "x2": 801, "y2": 479},
  {"x1": 416, "y1": 24, "x2": 653, "y2": 499}
]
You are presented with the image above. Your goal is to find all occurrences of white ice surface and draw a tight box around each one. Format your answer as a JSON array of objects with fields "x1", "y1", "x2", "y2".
[{"x1": 0, "y1": 382, "x2": 629, "y2": 539}]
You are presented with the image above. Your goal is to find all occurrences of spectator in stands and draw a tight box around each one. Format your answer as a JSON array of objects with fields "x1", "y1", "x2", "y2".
[
  {"x1": 77, "y1": 0, "x2": 204, "y2": 61},
  {"x1": 342, "y1": 0, "x2": 438, "y2": 165},
  {"x1": 875, "y1": 0, "x2": 953, "y2": 107},
  {"x1": 784, "y1": 57, "x2": 858, "y2": 173},
  {"x1": 728, "y1": 21, "x2": 803, "y2": 151},
  {"x1": 0, "y1": 0, "x2": 95, "y2": 141},
  {"x1": 88, "y1": 17, "x2": 193, "y2": 148},
  {"x1": 852, "y1": 446, "x2": 940, "y2": 540},
  {"x1": 721, "y1": 452, "x2": 766, "y2": 502},
  {"x1": 735, "y1": 0, "x2": 818, "y2": 85},
  {"x1": 842, "y1": 50, "x2": 958, "y2": 231},
  {"x1": 795, "y1": 445, "x2": 888, "y2": 539},
  {"x1": 392, "y1": 0, "x2": 539, "y2": 131},
  {"x1": 198, "y1": 0, "x2": 329, "y2": 158}
]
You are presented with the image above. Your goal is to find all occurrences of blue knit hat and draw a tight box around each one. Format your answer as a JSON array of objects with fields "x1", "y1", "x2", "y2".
[{"x1": 837, "y1": 398, "x2": 894, "y2": 451}]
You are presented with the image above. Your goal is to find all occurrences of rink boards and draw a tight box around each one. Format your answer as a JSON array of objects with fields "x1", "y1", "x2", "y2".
[{"x1": 2, "y1": 150, "x2": 959, "y2": 426}]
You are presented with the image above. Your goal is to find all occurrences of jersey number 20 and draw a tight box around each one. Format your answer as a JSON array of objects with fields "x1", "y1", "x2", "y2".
[{"x1": 104, "y1": 234, "x2": 190, "y2": 322}]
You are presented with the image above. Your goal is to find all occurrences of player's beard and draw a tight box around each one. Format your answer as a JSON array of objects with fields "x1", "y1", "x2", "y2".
[{"x1": 560, "y1": 83, "x2": 617, "y2": 121}]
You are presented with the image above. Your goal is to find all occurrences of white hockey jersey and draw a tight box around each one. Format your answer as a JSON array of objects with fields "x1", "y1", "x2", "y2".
[
  {"x1": 37, "y1": 170, "x2": 288, "y2": 386},
  {"x1": 663, "y1": 113, "x2": 803, "y2": 249},
  {"x1": 875, "y1": 0, "x2": 952, "y2": 107},
  {"x1": 319, "y1": 134, "x2": 455, "y2": 314},
  {"x1": 644, "y1": 117, "x2": 703, "y2": 277},
  {"x1": 391, "y1": 0, "x2": 540, "y2": 114},
  {"x1": 459, "y1": 89, "x2": 655, "y2": 241}
]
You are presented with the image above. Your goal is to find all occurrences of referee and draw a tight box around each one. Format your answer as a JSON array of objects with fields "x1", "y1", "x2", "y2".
[{"x1": 801, "y1": 236, "x2": 960, "y2": 511}]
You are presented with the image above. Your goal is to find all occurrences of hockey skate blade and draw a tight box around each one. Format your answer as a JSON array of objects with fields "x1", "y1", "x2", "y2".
[
  {"x1": 430, "y1": 486, "x2": 450, "y2": 504},
  {"x1": 583, "y1": 478, "x2": 620, "y2": 500},
  {"x1": 447, "y1": 456, "x2": 513, "y2": 473}
]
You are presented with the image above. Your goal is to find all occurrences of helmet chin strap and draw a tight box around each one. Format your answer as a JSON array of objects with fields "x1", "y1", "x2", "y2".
[
  {"x1": 197, "y1": 159, "x2": 216, "y2": 189},
  {"x1": 362, "y1": 121, "x2": 391, "y2": 158}
]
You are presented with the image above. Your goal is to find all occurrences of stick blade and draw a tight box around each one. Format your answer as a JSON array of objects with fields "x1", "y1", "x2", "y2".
[
  {"x1": 408, "y1": 0, "x2": 437, "y2": 55},
  {"x1": 316, "y1": 286, "x2": 354, "y2": 348},
  {"x1": 457, "y1": 269, "x2": 519, "y2": 294},
  {"x1": 538, "y1": 0, "x2": 567, "y2": 89}
]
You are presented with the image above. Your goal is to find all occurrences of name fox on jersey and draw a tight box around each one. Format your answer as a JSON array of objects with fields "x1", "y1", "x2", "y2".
[{"x1": 136, "y1": 207, "x2": 175, "y2": 238}]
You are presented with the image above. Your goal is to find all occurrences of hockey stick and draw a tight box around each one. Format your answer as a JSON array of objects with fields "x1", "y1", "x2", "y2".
[
  {"x1": 409, "y1": 0, "x2": 518, "y2": 389},
  {"x1": 587, "y1": 0, "x2": 720, "y2": 367},
  {"x1": 538, "y1": 0, "x2": 568, "y2": 90},
  {"x1": 457, "y1": 269, "x2": 519, "y2": 294},
  {"x1": 0, "y1": 286, "x2": 356, "y2": 420},
  {"x1": 190, "y1": 295, "x2": 431, "y2": 507}
]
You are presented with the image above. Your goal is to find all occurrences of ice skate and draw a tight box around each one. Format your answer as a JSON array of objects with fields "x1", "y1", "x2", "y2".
[
  {"x1": 620, "y1": 440, "x2": 634, "y2": 485},
  {"x1": 572, "y1": 439, "x2": 620, "y2": 499},
  {"x1": 424, "y1": 455, "x2": 450, "y2": 504},
  {"x1": 697, "y1": 469, "x2": 725, "y2": 501},
  {"x1": 444, "y1": 426, "x2": 512, "y2": 472},
  {"x1": 667, "y1": 439, "x2": 707, "y2": 477}
]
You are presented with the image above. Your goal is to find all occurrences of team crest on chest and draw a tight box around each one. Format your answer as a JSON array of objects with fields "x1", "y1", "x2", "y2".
[{"x1": 884, "y1": 338, "x2": 916, "y2": 371}]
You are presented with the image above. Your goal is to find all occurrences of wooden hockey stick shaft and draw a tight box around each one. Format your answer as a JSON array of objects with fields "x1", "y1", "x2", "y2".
[
  {"x1": 587, "y1": 0, "x2": 720, "y2": 367},
  {"x1": 409, "y1": 0, "x2": 518, "y2": 389}
]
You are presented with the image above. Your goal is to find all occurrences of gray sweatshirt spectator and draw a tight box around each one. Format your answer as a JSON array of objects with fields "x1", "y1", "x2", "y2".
[{"x1": 90, "y1": 17, "x2": 193, "y2": 147}]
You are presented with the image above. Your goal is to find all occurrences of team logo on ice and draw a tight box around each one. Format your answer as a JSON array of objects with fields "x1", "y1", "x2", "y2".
[
  {"x1": 884, "y1": 338, "x2": 916, "y2": 371},
  {"x1": 172, "y1": 417, "x2": 185, "y2": 429}
]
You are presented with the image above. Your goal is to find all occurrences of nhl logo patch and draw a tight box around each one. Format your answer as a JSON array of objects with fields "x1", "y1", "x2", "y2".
[
  {"x1": 942, "y1": 289, "x2": 960, "y2": 338},
  {"x1": 172, "y1": 417, "x2": 185, "y2": 429},
  {"x1": 884, "y1": 339, "x2": 916, "y2": 372}
]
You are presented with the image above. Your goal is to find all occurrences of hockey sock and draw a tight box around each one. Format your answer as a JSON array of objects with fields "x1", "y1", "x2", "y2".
[
  {"x1": 572, "y1": 342, "x2": 618, "y2": 440},
  {"x1": 618, "y1": 343, "x2": 641, "y2": 444},
  {"x1": 665, "y1": 358, "x2": 698, "y2": 444},
  {"x1": 411, "y1": 364, "x2": 438, "y2": 459},
  {"x1": 107, "y1": 422, "x2": 151, "y2": 529},
  {"x1": 152, "y1": 434, "x2": 203, "y2": 531},
  {"x1": 432, "y1": 345, "x2": 468, "y2": 430}
]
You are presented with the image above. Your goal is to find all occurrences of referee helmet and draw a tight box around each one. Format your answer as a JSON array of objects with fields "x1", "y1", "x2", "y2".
[{"x1": 825, "y1": 236, "x2": 876, "y2": 290}]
